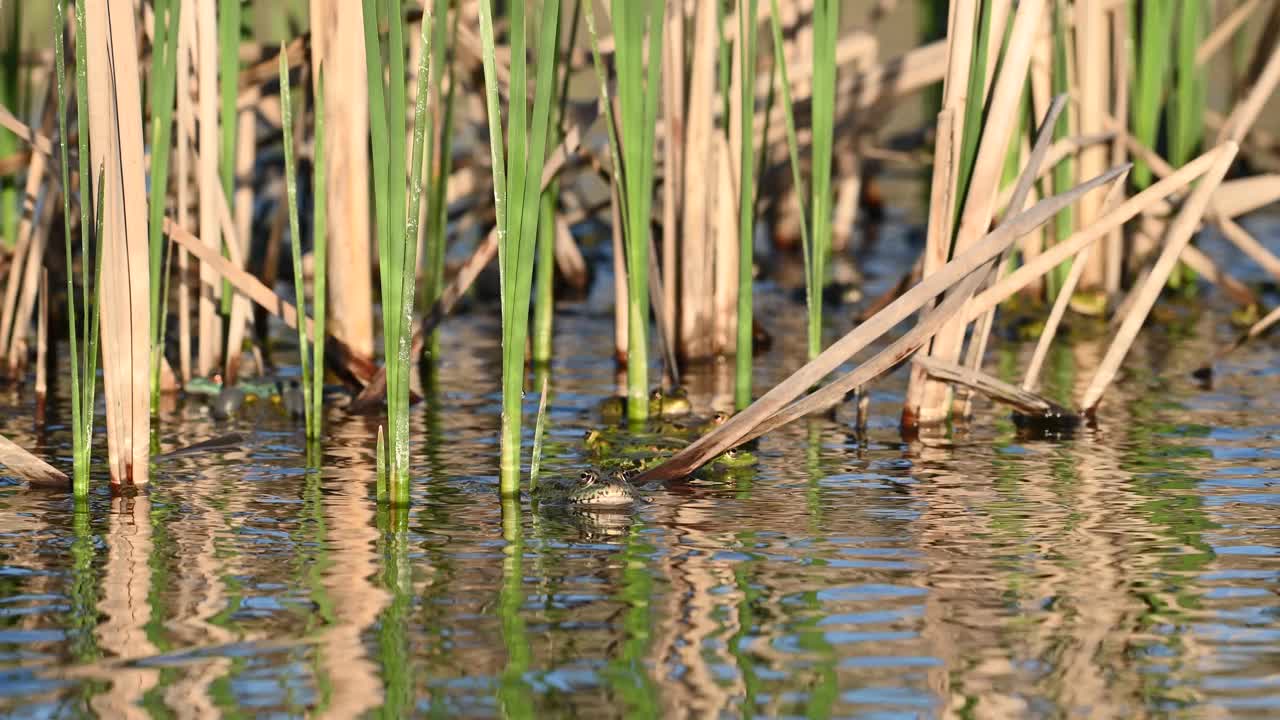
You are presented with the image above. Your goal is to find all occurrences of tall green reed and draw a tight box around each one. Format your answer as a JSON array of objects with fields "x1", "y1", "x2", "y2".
[
  {"x1": 1047, "y1": 0, "x2": 1073, "y2": 299},
  {"x1": 766, "y1": 0, "x2": 839, "y2": 361},
  {"x1": 0, "y1": 2, "x2": 20, "y2": 251},
  {"x1": 421, "y1": 0, "x2": 455, "y2": 355},
  {"x1": 279, "y1": 53, "x2": 326, "y2": 443},
  {"x1": 585, "y1": 0, "x2": 664, "y2": 418},
  {"x1": 55, "y1": 0, "x2": 103, "y2": 494},
  {"x1": 311, "y1": 71, "x2": 328, "y2": 442},
  {"x1": 478, "y1": 0, "x2": 562, "y2": 495},
  {"x1": 362, "y1": 0, "x2": 434, "y2": 503},
  {"x1": 217, "y1": 0, "x2": 241, "y2": 315},
  {"x1": 735, "y1": 0, "x2": 760, "y2": 409},
  {"x1": 1130, "y1": 0, "x2": 1174, "y2": 189},
  {"x1": 147, "y1": 0, "x2": 182, "y2": 408}
]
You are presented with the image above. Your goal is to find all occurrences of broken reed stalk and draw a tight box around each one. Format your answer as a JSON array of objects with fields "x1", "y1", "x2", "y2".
[
  {"x1": 587, "y1": 0, "x2": 664, "y2": 420},
  {"x1": 478, "y1": 0, "x2": 562, "y2": 495},
  {"x1": 735, "y1": 0, "x2": 759, "y2": 409},
  {"x1": 85, "y1": 0, "x2": 150, "y2": 486},
  {"x1": 1080, "y1": 141, "x2": 1238, "y2": 412},
  {"x1": 636, "y1": 163, "x2": 1127, "y2": 484},
  {"x1": 362, "y1": 0, "x2": 434, "y2": 502},
  {"x1": 147, "y1": 0, "x2": 182, "y2": 409}
]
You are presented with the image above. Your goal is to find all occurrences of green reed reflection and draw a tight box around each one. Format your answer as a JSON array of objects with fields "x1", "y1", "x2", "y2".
[
  {"x1": 603, "y1": 523, "x2": 659, "y2": 716},
  {"x1": 378, "y1": 510, "x2": 413, "y2": 717},
  {"x1": 498, "y1": 497, "x2": 534, "y2": 719}
]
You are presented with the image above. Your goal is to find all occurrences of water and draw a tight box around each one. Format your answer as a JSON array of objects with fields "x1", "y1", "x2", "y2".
[{"x1": 2, "y1": 218, "x2": 1280, "y2": 718}]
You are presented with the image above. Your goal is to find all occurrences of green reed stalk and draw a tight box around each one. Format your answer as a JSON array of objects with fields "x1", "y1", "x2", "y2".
[
  {"x1": 1166, "y1": 0, "x2": 1205, "y2": 290},
  {"x1": 280, "y1": 53, "x2": 314, "y2": 441},
  {"x1": 311, "y1": 71, "x2": 328, "y2": 442},
  {"x1": 217, "y1": 0, "x2": 241, "y2": 315},
  {"x1": 56, "y1": 0, "x2": 104, "y2": 494},
  {"x1": 807, "y1": 0, "x2": 838, "y2": 360},
  {"x1": 362, "y1": 0, "x2": 434, "y2": 502},
  {"x1": 585, "y1": 0, "x2": 664, "y2": 419},
  {"x1": 767, "y1": 0, "x2": 813, "y2": 334},
  {"x1": 55, "y1": 0, "x2": 85, "y2": 489},
  {"x1": 421, "y1": 0, "x2": 454, "y2": 353},
  {"x1": 735, "y1": 0, "x2": 759, "y2": 409},
  {"x1": 478, "y1": 0, "x2": 561, "y2": 495},
  {"x1": 953, "y1": 0, "x2": 993, "y2": 236},
  {"x1": 532, "y1": 182, "x2": 556, "y2": 364},
  {"x1": 1130, "y1": 0, "x2": 1174, "y2": 189},
  {"x1": 148, "y1": 0, "x2": 182, "y2": 409},
  {"x1": 1047, "y1": 0, "x2": 1073, "y2": 299},
  {"x1": 0, "y1": 2, "x2": 21, "y2": 251}
]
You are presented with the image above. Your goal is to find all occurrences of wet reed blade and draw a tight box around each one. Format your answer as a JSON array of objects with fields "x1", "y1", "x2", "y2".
[
  {"x1": 477, "y1": 0, "x2": 561, "y2": 494},
  {"x1": 532, "y1": 182, "x2": 556, "y2": 364},
  {"x1": 0, "y1": 434, "x2": 70, "y2": 489},
  {"x1": 280, "y1": 52, "x2": 314, "y2": 441},
  {"x1": 84, "y1": 0, "x2": 150, "y2": 486},
  {"x1": 735, "y1": 0, "x2": 759, "y2": 409},
  {"x1": 148, "y1": 0, "x2": 182, "y2": 408}
]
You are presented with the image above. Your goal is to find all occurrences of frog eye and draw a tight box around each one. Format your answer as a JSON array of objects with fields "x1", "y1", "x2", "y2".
[
  {"x1": 579, "y1": 470, "x2": 597, "y2": 485},
  {"x1": 649, "y1": 389, "x2": 663, "y2": 401},
  {"x1": 724, "y1": 448, "x2": 737, "y2": 458},
  {"x1": 713, "y1": 412, "x2": 729, "y2": 423}
]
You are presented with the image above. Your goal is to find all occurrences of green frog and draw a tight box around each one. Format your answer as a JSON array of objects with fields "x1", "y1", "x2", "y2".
[
  {"x1": 532, "y1": 469, "x2": 643, "y2": 509},
  {"x1": 185, "y1": 376, "x2": 305, "y2": 420}
]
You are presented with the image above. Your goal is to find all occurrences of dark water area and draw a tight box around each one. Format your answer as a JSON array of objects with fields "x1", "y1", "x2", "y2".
[{"x1": 2, "y1": 212, "x2": 1279, "y2": 718}]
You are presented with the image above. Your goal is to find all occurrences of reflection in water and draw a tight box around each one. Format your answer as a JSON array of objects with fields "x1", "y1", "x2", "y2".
[
  {"x1": 0, "y1": 270, "x2": 1278, "y2": 716},
  {"x1": 93, "y1": 495, "x2": 159, "y2": 719}
]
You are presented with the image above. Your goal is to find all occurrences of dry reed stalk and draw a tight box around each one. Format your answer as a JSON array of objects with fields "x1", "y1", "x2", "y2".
[
  {"x1": 1216, "y1": 37, "x2": 1280, "y2": 144},
  {"x1": 1080, "y1": 142, "x2": 1238, "y2": 411},
  {"x1": 984, "y1": 0, "x2": 1012, "y2": 93},
  {"x1": 36, "y1": 270, "x2": 47, "y2": 419},
  {"x1": 6, "y1": 191, "x2": 56, "y2": 376},
  {"x1": 1074, "y1": 0, "x2": 1110, "y2": 288},
  {"x1": 916, "y1": 355, "x2": 1064, "y2": 416},
  {"x1": 0, "y1": 145, "x2": 47, "y2": 369},
  {"x1": 175, "y1": 2, "x2": 194, "y2": 383},
  {"x1": 1105, "y1": 0, "x2": 1128, "y2": 297},
  {"x1": 223, "y1": 107, "x2": 256, "y2": 383},
  {"x1": 916, "y1": 0, "x2": 1046, "y2": 424},
  {"x1": 660, "y1": 1, "x2": 684, "y2": 360},
  {"x1": 903, "y1": 107, "x2": 957, "y2": 421},
  {"x1": 0, "y1": 433, "x2": 69, "y2": 488},
  {"x1": 966, "y1": 144, "x2": 1229, "y2": 321},
  {"x1": 1216, "y1": 216, "x2": 1280, "y2": 282},
  {"x1": 196, "y1": 0, "x2": 221, "y2": 376},
  {"x1": 86, "y1": 0, "x2": 151, "y2": 485},
  {"x1": 1023, "y1": 178, "x2": 1128, "y2": 392},
  {"x1": 680, "y1": 0, "x2": 717, "y2": 361},
  {"x1": 638, "y1": 163, "x2": 1125, "y2": 482},
  {"x1": 0, "y1": 107, "x2": 55, "y2": 158},
  {"x1": 712, "y1": 132, "x2": 738, "y2": 354},
  {"x1": 992, "y1": 132, "x2": 1116, "y2": 212},
  {"x1": 1197, "y1": 0, "x2": 1266, "y2": 66}
]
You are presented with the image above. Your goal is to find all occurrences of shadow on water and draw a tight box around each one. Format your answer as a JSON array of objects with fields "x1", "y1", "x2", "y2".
[{"x1": 1, "y1": 215, "x2": 1280, "y2": 716}]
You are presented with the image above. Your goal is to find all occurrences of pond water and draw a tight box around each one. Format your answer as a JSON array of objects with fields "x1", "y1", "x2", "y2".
[{"x1": 1, "y1": 214, "x2": 1279, "y2": 718}]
